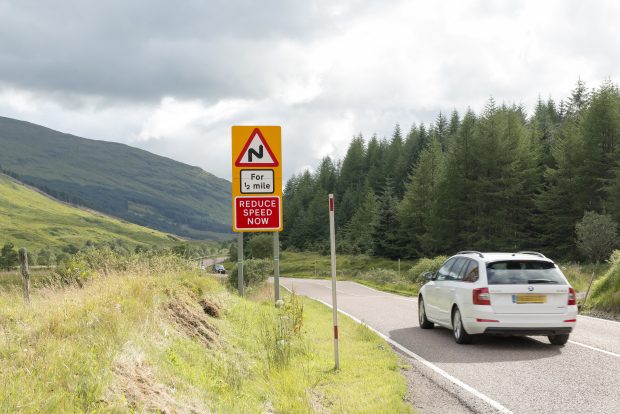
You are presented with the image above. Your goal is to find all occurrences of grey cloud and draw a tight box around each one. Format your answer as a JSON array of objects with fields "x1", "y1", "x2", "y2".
[{"x1": 0, "y1": 0, "x2": 377, "y2": 104}]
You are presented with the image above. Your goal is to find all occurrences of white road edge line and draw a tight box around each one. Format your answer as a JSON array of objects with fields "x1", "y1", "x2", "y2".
[
  {"x1": 280, "y1": 284, "x2": 513, "y2": 414},
  {"x1": 568, "y1": 340, "x2": 620, "y2": 358},
  {"x1": 577, "y1": 314, "x2": 620, "y2": 325}
]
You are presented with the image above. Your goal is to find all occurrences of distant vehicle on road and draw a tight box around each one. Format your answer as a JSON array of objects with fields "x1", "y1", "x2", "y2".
[
  {"x1": 418, "y1": 251, "x2": 577, "y2": 345},
  {"x1": 212, "y1": 264, "x2": 226, "y2": 274}
]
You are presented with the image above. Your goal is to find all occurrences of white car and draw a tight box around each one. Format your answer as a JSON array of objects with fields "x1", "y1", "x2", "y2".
[{"x1": 418, "y1": 251, "x2": 577, "y2": 345}]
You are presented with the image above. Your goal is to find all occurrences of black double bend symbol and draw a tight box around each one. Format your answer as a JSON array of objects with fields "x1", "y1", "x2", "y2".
[{"x1": 248, "y1": 145, "x2": 263, "y2": 162}]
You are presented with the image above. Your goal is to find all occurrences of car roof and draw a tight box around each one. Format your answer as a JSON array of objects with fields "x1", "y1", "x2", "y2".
[{"x1": 453, "y1": 252, "x2": 555, "y2": 264}]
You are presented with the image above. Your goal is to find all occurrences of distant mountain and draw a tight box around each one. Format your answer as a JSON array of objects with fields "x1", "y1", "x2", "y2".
[
  {"x1": 0, "y1": 173, "x2": 175, "y2": 251},
  {"x1": 0, "y1": 116, "x2": 231, "y2": 239}
]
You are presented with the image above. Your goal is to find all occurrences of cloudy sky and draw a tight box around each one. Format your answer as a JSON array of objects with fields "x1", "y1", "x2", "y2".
[{"x1": 0, "y1": 0, "x2": 618, "y2": 181}]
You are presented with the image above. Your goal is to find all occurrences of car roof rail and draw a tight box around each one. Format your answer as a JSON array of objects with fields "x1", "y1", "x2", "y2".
[
  {"x1": 457, "y1": 250, "x2": 484, "y2": 258},
  {"x1": 517, "y1": 251, "x2": 547, "y2": 258}
]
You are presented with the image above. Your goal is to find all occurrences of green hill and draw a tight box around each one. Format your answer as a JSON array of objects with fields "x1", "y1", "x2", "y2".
[
  {"x1": 0, "y1": 173, "x2": 175, "y2": 251},
  {"x1": 0, "y1": 116, "x2": 231, "y2": 239}
]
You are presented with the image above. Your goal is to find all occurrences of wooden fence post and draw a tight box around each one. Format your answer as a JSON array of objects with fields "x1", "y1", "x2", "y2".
[{"x1": 19, "y1": 247, "x2": 30, "y2": 305}]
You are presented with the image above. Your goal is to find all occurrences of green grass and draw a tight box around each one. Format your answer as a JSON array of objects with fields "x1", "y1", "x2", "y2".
[
  {"x1": 0, "y1": 255, "x2": 412, "y2": 413},
  {"x1": 558, "y1": 262, "x2": 610, "y2": 293},
  {"x1": 586, "y1": 255, "x2": 620, "y2": 315},
  {"x1": 0, "y1": 174, "x2": 175, "y2": 250},
  {"x1": 0, "y1": 268, "x2": 54, "y2": 290}
]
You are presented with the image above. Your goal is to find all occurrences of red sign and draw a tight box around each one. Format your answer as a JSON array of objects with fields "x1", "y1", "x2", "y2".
[{"x1": 234, "y1": 196, "x2": 281, "y2": 230}]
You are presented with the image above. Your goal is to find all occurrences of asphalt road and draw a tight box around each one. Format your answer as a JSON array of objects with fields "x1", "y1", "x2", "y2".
[
  {"x1": 199, "y1": 256, "x2": 227, "y2": 269},
  {"x1": 279, "y1": 277, "x2": 620, "y2": 414}
]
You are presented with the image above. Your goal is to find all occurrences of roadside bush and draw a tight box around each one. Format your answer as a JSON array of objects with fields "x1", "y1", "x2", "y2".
[
  {"x1": 45, "y1": 248, "x2": 189, "y2": 288},
  {"x1": 248, "y1": 234, "x2": 272, "y2": 259},
  {"x1": 228, "y1": 258, "x2": 272, "y2": 289},
  {"x1": 407, "y1": 256, "x2": 449, "y2": 284},
  {"x1": 51, "y1": 255, "x2": 92, "y2": 287}
]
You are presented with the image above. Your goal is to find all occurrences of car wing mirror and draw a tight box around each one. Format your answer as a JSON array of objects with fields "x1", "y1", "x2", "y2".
[{"x1": 423, "y1": 271, "x2": 434, "y2": 281}]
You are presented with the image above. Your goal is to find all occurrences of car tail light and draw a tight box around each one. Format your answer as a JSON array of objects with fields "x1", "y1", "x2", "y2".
[
  {"x1": 476, "y1": 318, "x2": 499, "y2": 323},
  {"x1": 473, "y1": 287, "x2": 491, "y2": 305},
  {"x1": 568, "y1": 287, "x2": 576, "y2": 306},
  {"x1": 564, "y1": 319, "x2": 577, "y2": 323}
]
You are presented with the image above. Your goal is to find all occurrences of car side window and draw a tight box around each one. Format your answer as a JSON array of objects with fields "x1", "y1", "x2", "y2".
[
  {"x1": 455, "y1": 259, "x2": 471, "y2": 281},
  {"x1": 463, "y1": 260, "x2": 479, "y2": 282},
  {"x1": 447, "y1": 258, "x2": 467, "y2": 280},
  {"x1": 436, "y1": 258, "x2": 457, "y2": 281}
]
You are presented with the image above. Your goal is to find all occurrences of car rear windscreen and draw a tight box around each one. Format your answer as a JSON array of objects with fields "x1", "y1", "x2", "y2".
[{"x1": 486, "y1": 261, "x2": 567, "y2": 285}]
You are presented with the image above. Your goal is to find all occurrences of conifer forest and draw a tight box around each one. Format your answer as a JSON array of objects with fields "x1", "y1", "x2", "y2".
[{"x1": 282, "y1": 80, "x2": 620, "y2": 260}]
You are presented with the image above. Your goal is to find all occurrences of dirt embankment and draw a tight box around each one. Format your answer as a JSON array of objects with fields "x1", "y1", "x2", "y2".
[{"x1": 109, "y1": 293, "x2": 223, "y2": 413}]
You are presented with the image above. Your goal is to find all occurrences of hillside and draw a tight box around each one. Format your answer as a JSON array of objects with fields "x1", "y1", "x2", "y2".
[
  {"x1": 0, "y1": 174, "x2": 175, "y2": 251},
  {"x1": 0, "y1": 116, "x2": 231, "y2": 240}
]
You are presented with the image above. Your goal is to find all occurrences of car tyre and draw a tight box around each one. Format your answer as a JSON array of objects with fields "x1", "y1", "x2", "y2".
[
  {"x1": 452, "y1": 307, "x2": 472, "y2": 344},
  {"x1": 418, "y1": 297, "x2": 434, "y2": 329},
  {"x1": 548, "y1": 334, "x2": 569, "y2": 346}
]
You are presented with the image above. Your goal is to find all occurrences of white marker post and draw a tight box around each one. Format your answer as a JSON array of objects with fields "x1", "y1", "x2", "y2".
[{"x1": 329, "y1": 194, "x2": 340, "y2": 370}]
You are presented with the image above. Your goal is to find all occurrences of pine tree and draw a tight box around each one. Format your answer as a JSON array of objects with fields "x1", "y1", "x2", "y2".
[
  {"x1": 372, "y1": 181, "x2": 402, "y2": 258},
  {"x1": 316, "y1": 157, "x2": 337, "y2": 194},
  {"x1": 398, "y1": 136, "x2": 445, "y2": 257},
  {"x1": 580, "y1": 81, "x2": 620, "y2": 209},
  {"x1": 365, "y1": 134, "x2": 387, "y2": 193},
  {"x1": 531, "y1": 96, "x2": 560, "y2": 169},
  {"x1": 465, "y1": 101, "x2": 540, "y2": 251},
  {"x1": 336, "y1": 135, "x2": 366, "y2": 227},
  {"x1": 535, "y1": 114, "x2": 585, "y2": 258},
  {"x1": 434, "y1": 112, "x2": 449, "y2": 151},
  {"x1": 429, "y1": 110, "x2": 477, "y2": 253},
  {"x1": 343, "y1": 188, "x2": 379, "y2": 254},
  {"x1": 385, "y1": 125, "x2": 408, "y2": 197}
]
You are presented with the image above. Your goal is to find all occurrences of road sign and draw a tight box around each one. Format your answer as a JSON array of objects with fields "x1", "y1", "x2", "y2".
[
  {"x1": 232, "y1": 126, "x2": 282, "y2": 232},
  {"x1": 235, "y1": 127, "x2": 279, "y2": 167},
  {"x1": 240, "y1": 169, "x2": 274, "y2": 194},
  {"x1": 234, "y1": 196, "x2": 280, "y2": 230}
]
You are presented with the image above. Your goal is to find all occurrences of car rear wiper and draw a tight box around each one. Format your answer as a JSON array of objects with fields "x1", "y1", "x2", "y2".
[{"x1": 527, "y1": 279, "x2": 557, "y2": 284}]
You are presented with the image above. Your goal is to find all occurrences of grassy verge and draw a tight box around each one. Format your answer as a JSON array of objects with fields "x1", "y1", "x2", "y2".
[
  {"x1": 584, "y1": 253, "x2": 620, "y2": 317},
  {"x1": 0, "y1": 254, "x2": 412, "y2": 413},
  {"x1": 559, "y1": 262, "x2": 610, "y2": 293}
]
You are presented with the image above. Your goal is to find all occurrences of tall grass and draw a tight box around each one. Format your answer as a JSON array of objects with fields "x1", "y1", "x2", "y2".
[
  {"x1": 587, "y1": 251, "x2": 620, "y2": 315},
  {"x1": 0, "y1": 250, "x2": 412, "y2": 413}
]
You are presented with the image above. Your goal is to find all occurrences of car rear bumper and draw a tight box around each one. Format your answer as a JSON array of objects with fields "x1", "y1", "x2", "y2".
[
  {"x1": 483, "y1": 327, "x2": 573, "y2": 336},
  {"x1": 463, "y1": 306, "x2": 578, "y2": 335}
]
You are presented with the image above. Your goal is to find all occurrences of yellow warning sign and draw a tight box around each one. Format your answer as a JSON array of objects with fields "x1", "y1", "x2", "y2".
[{"x1": 231, "y1": 126, "x2": 282, "y2": 232}]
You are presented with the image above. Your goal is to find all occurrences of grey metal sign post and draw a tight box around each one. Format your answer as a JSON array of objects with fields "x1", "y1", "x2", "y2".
[
  {"x1": 237, "y1": 232, "x2": 244, "y2": 296},
  {"x1": 274, "y1": 232, "x2": 280, "y2": 301}
]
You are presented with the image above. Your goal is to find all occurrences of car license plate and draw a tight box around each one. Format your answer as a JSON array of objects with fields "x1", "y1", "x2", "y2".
[{"x1": 512, "y1": 294, "x2": 547, "y2": 304}]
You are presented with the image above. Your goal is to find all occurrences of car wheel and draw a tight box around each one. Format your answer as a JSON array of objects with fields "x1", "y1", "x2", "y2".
[
  {"x1": 548, "y1": 334, "x2": 569, "y2": 346},
  {"x1": 452, "y1": 307, "x2": 472, "y2": 344},
  {"x1": 418, "y1": 297, "x2": 434, "y2": 329}
]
